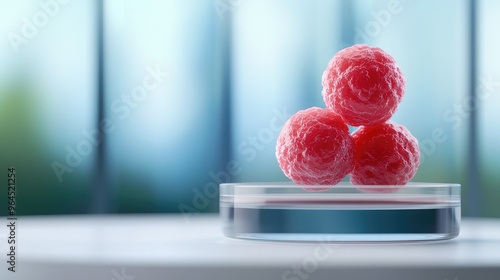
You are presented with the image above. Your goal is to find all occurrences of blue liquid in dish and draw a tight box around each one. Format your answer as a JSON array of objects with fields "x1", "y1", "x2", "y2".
[{"x1": 221, "y1": 203, "x2": 460, "y2": 242}]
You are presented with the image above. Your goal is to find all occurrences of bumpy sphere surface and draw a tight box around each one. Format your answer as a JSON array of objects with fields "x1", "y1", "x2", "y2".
[
  {"x1": 350, "y1": 122, "x2": 420, "y2": 191},
  {"x1": 276, "y1": 107, "x2": 354, "y2": 186},
  {"x1": 322, "y1": 44, "x2": 405, "y2": 126}
]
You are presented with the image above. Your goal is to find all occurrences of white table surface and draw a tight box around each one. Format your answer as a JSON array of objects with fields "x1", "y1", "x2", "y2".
[{"x1": 1, "y1": 214, "x2": 499, "y2": 280}]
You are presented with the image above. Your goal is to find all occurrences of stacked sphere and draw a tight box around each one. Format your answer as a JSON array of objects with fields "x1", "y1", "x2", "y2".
[{"x1": 276, "y1": 44, "x2": 420, "y2": 191}]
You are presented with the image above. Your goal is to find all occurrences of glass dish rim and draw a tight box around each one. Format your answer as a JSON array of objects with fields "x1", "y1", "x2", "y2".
[{"x1": 220, "y1": 182, "x2": 461, "y2": 189}]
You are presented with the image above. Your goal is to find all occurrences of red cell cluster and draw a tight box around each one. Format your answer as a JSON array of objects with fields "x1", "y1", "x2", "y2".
[
  {"x1": 350, "y1": 122, "x2": 420, "y2": 190},
  {"x1": 275, "y1": 107, "x2": 354, "y2": 186},
  {"x1": 275, "y1": 44, "x2": 419, "y2": 190},
  {"x1": 321, "y1": 44, "x2": 405, "y2": 126}
]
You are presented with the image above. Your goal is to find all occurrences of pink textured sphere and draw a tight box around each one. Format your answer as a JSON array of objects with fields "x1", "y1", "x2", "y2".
[
  {"x1": 276, "y1": 107, "x2": 354, "y2": 186},
  {"x1": 322, "y1": 44, "x2": 405, "y2": 126},
  {"x1": 350, "y1": 122, "x2": 420, "y2": 191}
]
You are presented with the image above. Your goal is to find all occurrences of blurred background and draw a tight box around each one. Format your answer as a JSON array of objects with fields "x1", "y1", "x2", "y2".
[{"x1": 0, "y1": 0, "x2": 498, "y2": 217}]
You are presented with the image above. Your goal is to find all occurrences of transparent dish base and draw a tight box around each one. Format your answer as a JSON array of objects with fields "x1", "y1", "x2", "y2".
[{"x1": 220, "y1": 182, "x2": 461, "y2": 243}]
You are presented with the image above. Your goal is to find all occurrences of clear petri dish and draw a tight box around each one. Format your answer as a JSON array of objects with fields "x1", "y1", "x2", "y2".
[{"x1": 220, "y1": 182, "x2": 460, "y2": 242}]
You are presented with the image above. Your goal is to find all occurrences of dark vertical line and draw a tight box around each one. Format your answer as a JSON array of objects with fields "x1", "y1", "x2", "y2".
[
  {"x1": 340, "y1": 0, "x2": 355, "y2": 46},
  {"x1": 92, "y1": 0, "x2": 108, "y2": 214},
  {"x1": 220, "y1": 14, "x2": 233, "y2": 178},
  {"x1": 467, "y1": 0, "x2": 479, "y2": 217},
  {"x1": 300, "y1": 5, "x2": 315, "y2": 108}
]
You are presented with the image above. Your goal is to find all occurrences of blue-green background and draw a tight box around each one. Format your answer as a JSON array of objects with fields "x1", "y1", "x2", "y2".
[{"x1": 0, "y1": 0, "x2": 499, "y2": 217}]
